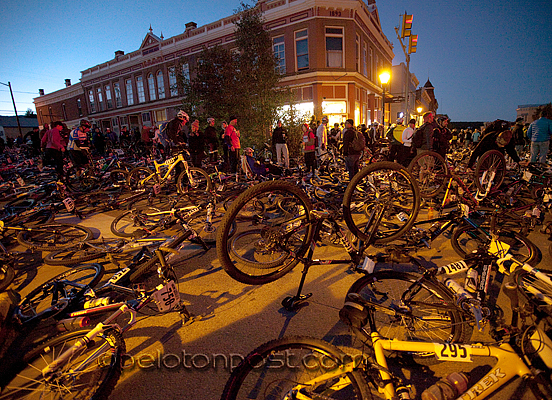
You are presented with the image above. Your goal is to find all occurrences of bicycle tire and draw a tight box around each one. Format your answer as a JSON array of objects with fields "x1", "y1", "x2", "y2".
[
  {"x1": 475, "y1": 149, "x2": 506, "y2": 193},
  {"x1": 110, "y1": 207, "x2": 167, "y2": 238},
  {"x1": 407, "y1": 151, "x2": 448, "y2": 198},
  {"x1": 107, "y1": 168, "x2": 129, "y2": 187},
  {"x1": 0, "y1": 328, "x2": 124, "y2": 400},
  {"x1": 343, "y1": 161, "x2": 421, "y2": 243},
  {"x1": 216, "y1": 180, "x2": 315, "y2": 285},
  {"x1": 44, "y1": 238, "x2": 129, "y2": 266},
  {"x1": 16, "y1": 223, "x2": 94, "y2": 251},
  {"x1": 512, "y1": 268, "x2": 552, "y2": 315},
  {"x1": 127, "y1": 167, "x2": 159, "y2": 190},
  {"x1": 0, "y1": 264, "x2": 15, "y2": 292},
  {"x1": 176, "y1": 167, "x2": 212, "y2": 197},
  {"x1": 221, "y1": 335, "x2": 372, "y2": 400},
  {"x1": 347, "y1": 270, "x2": 469, "y2": 362},
  {"x1": 451, "y1": 223, "x2": 539, "y2": 265},
  {"x1": 15, "y1": 263, "x2": 104, "y2": 322},
  {"x1": 65, "y1": 168, "x2": 101, "y2": 193}
]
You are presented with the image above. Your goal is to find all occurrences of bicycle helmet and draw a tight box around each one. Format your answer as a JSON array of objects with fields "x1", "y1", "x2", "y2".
[
  {"x1": 80, "y1": 119, "x2": 91, "y2": 129},
  {"x1": 177, "y1": 110, "x2": 189, "y2": 121},
  {"x1": 437, "y1": 115, "x2": 449, "y2": 125}
]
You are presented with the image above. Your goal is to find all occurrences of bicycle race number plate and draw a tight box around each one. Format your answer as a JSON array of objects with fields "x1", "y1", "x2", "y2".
[
  {"x1": 63, "y1": 197, "x2": 76, "y2": 212},
  {"x1": 434, "y1": 343, "x2": 472, "y2": 362},
  {"x1": 153, "y1": 280, "x2": 180, "y2": 312},
  {"x1": 153, "y1": 184, "x2": 161, "y2": 195}
]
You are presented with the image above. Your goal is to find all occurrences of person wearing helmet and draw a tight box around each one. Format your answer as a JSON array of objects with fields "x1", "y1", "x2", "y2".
[
  {"x1": 467, "y1": 119, "x2": 520, "y2": 170},
  {"x1": 302, "y1": 122, "x2": 317, "y2": 178},
  {"x1": 204, "y1": 117, "x2": 219, "y2": 163},
  {"x1": 167, "y1": 110, "x2": 189, "y2": 147},
  {"x1": 432, "y1": 115, "x2": 452, "y2": 158},
  {"x1": 67, "y1": 119, "x2": 92, "y2": 169}
]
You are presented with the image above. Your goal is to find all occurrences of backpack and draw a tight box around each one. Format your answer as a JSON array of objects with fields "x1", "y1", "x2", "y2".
[
  {"x1": 411, "y1": 124, "x2": 427, "y2": 149},
  {"x1": 350, "y1": 129, "x2": 366, "y2": 152}
]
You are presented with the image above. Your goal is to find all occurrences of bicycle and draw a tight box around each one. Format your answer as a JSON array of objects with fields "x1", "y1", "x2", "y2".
[
  {"x1": 127, "y1": 149, "x2": 212, "y2": 198},
  {"x1": 221, "y1": 257, "x2": 552, "y2": 400},
  {"x1": 216, "y1": 162, "x2": 421, "y2": 309}
]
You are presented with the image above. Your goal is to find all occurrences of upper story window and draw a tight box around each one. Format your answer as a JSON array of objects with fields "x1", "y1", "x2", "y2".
[
  {"x1": 295, "y1": 29, "x2": 309, "y2": 71},
  {"x1": 356, "y1": 34, "x2": 360, "y2": 73},
  {"x1": 369, "y1": 48, "x2": 374, "y2": 81},
  {"x1": 88, "y1": 90, "x2": 96, "y2": 113},
  {"x1": 273, "y1": 36, "x2": 285, "y2": 75},
  {"x1": 168, "y1": 67, "x2": 178, "y2": 97},
  {"x1": 105, "y1": 85, "x2": 113, "y2": 109},
  {"x1": 147, "y1": 73, "x2": 156, "y2": 101},
  {"x1": 157, "y1": 71, "x2": 165, "y2": 99},
  {"x1": 325, "y1": 27, "x2": 343, "y2": 68},
  {"x1": 363, "y1": 42, "x2": 368, "y2": 77},
  {"x1": 77, "y1": 99, "x2": 83, "y2": 117},
  {"x1": 97, "y1": 87, "x2": 104, "y2": 111},
  {"x1": 125, "y1": 79, "x2": 134, "y2": 106},
  {"x1": 136, "y1": 76, "x2": 145, "y2": 103},
  {"x1": 182, "y1": 63, "x2": 190, "y2": 82},
  {"x1": 113, "y1": 82, "x2": 122, "y2": 108}
]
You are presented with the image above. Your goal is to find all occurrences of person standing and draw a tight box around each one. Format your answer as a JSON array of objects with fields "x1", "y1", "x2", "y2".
[
  {"x1": 527, "y1": 107, "x2": 552, "y2": 163},
  {"x1": 93, "y1": 127, "x2": 106, "y2": 156},
  {"x1": 272, "y1": 119, "x2": 289, "y2": 169},
  {"x1": 166, "y1": 110, "x2": 189, "y2": 180},
  {"x1": 220, "y1": 121, "x2": 229, "y2": 170},
  {"x1": 511, "y1": 117, "x2": 526, "y2": 156},
  {"x1": 204, "y1": 117, "x2": 219, "y2": 164},
  {"x1": 401, "y1": 118, "x2": 416, "y2": 166},
  {"x1": 41, "y1": 121, "x2": 66, "y2": 178},
  {"x1": 225, "y1": 116, "x2": 241, "y2": 173},
  {"x1": 342, "y1": 119, "x2": 362, "y2": 180},
  {"x1": 472, "y1": 128, "x2": 481, "y2": 144},
  {"x1": 24, "y1": 127, "x2": 40, "y2": 155},
  {"x1": 188, "y1": 120, "x2": 205, "y2": 167},
  {"x1": 67, "y1": 119, "x2": 92, "y2": 168},
  {"x1": 301, "y1": 123, "x2": 316, "y2": 178},
  {"x1": 414, "y1": 111, "x2": 438, "y2": 155},
  {"x1": 432, "y1": 115, "x2": 452, "y2": 159},
  {"x1": 316, "y1": 116, "x2": 329, "y2": 153}
]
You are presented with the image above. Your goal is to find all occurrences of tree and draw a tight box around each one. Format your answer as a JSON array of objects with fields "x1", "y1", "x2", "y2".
[{"x1": 24, "y1": 108, "x2": 36, "y2": 117}]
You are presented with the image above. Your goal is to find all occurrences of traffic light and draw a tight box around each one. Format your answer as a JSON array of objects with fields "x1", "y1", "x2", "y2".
[
  {"x1": 401, "y1": 14, "x2": 413, "y2": 38},
  {"x1": 409, "y1": 35, "x2": 418, "y2": 54}
]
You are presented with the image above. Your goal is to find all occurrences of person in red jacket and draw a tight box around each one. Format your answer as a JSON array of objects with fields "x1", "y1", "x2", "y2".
[{"x1": 41, "y1": 121, "x2": 66, "y2": 178}]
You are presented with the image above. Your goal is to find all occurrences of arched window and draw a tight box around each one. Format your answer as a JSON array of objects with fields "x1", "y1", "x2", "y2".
[
  {"x1": 148, "y1": 73, "x2": 156, "y2": 101},
  {"x1": 156, "y1": 71, "x2": 165, "y2": 99}
]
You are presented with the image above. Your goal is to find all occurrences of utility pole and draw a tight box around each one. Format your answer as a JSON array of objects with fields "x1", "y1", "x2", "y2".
[
  {"x1": 394, "y1": 12, "x2": 417, "y2": 122},
  {"x1": 0, "y1": 81, "x2": 23, "y2": 139}
]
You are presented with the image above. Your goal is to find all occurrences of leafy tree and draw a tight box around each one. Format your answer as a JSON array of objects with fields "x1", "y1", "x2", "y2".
[{"x1": 24, "y1": 108, "x2": 36, "y2": 117}]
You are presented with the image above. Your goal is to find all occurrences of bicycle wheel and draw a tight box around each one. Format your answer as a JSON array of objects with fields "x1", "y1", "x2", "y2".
[
  {"x1": 0, "y1": 264, "x2": 15, "y2": 292},
  {"x1": 16, "y1": 223, "x2": 94, "y2": 251},
  {"x1": 15, "y1": 263, "x2": 104, "y2": 322},
  {"x1": 451, "y1": 223, "x2": 539, "y2": 265},
  {"x1": 343, "y1": 161, "x2": 420, "y2": 243},
  {"x1": 110, "y1": 207, "x2": 168, "y2": 238},
  {"x1": 475, "y1": 149, "x2": 506, "y2": 193},
  {"x1": 347, "y1": 271, "x2": 468, "y2": 360},
  {"x1": 221, "y1": 336, "x2": 371, "y2": 400},
  {"x1": 107, "y1": 168, "x2": 129, "y2": 187},
  {"x1": 216, "y1": 180, "x2": 315, "y2": 285},
  {"x1": 0, "y1": 328, "x2": 124, "y2": 400},
  {"x1": 513, "y1": 268, "x2": 552, "y2": 316},
  {"x1": 44, "y1": 238, "x2": 129, "y2": 266},
  {"x1": 407, "y1": 151, "x2": 448, "y2": 198},
  {"x1": 176, "y1": 167, "x2": 212, "y2": 198},
  {"x1": 65, "y1": 167, "x2": 101, "y2": 193},
  {"x1": 127, "y1": 167, "x2": 158, "y2": 190}
]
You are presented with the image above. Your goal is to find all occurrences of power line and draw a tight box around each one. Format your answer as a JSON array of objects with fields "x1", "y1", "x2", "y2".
[{"x1": 0, "y1": 89, "x2": 40, "y2": 95}]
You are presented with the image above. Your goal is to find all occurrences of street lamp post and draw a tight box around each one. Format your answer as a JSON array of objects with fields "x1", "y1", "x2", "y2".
[
  {"x1": 0, "y1": 81, "x2": 23, "y2": 139},
  {"x1": 379, "y1": 72, "x2": 390, "y2": 127}
]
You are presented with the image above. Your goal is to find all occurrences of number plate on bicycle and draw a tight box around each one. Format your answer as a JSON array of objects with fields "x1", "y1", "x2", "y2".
[
  {"x1": 153, "y1": 280, "x2": 180, "y2": 312},
  {"x1": 434, "y1": 343, "x2": 472, "y2": 362}
]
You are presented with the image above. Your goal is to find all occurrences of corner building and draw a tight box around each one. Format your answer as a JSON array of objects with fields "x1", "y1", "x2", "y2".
[{"x1": 37, "y1": 0, "x2": 393, "y2": 132}]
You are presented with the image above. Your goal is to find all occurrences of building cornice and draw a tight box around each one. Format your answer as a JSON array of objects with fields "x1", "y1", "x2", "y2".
[{"x1": 33, "y1": 82, "x2": 83, "y2": 107}]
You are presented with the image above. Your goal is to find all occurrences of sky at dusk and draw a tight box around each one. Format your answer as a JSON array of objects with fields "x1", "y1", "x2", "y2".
[{"x1": 1, "y1": 0, "x2": 551, "y2": 122}]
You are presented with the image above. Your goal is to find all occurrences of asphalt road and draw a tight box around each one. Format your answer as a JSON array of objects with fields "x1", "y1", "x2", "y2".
[{"x1": 6, "y1": 200, "x2": 552, "y2": 400}]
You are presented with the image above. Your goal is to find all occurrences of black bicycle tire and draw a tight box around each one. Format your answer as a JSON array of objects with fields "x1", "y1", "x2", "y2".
[
  {"x1": 474, "y1": 149, "x2": 506, "y2": 193},
  {"x1": 127, "y1": 166, "x2": 158, "y2": 190},
  {"x1": 216, "y1": 180, "x2": 315, "y2": 285},
  {"x1": 343, "y1": 161, "x2": 421, "y2": 243},
  {"x1": 110, "y1": 207, "x2": 165, "y2": 238},
  {"x1": 0, "y1": 328, "x2": 124, "y2": 400},
  {"x1": 107, "y1": 168, "x2": 129, "y2": 187},
  {"x1": 221, "y1": 335, "x2": 371, "y2": 400},
  {"x1": 176, "y1": 166, "x2": 213, "y2": 196},
  {"x1": 347, "y1": 270, "x2": 469, "y2": 362},
  {"x1": 451, "y1": 223, "x2": 539, "y2": 265},
  {"x1": 15, "y1": 263, "x2": 104, "y2": 322},
  {"x1": 407, "y1": 150, "x2": 449, "y2": 198},
  {"x1": 16, "y1": 223, "x2": 94, "y2": 251},
  {"x1": 0, "y1": 264, "x2": 15, "y2": 292},
  {"x1": 44, "y1": 239, "x2": 128, "y2": 266}
]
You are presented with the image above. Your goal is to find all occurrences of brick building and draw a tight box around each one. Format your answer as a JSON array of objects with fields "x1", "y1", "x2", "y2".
[
  {"x1": 35, "y1": 0, "x2": 394, "y2": 133},
  {"x1": 34, "y1": 80, "x2": 87, "y2": 129}
]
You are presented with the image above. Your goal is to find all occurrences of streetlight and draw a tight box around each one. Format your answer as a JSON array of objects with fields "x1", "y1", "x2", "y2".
[
  {"x1": 379, "y1": 71, "x2": 390, "y2": 127},
  {"x1": 416, "y1": 107, "x2": 423, "y2": 126}
]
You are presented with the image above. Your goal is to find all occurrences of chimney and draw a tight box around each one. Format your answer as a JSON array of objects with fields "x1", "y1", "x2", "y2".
[
  {"x1": 39, "y1": 89, "x2": 45, "y2": 96},
  {"x1": 115, "y1": 50, "x2": 125, "y2": 58},
  {"x1": 185, "y1": 22, "x2": 197, "y2": 32},
  {"x1": 65, "y1": 79, "x2": 71, "y2": 87}
]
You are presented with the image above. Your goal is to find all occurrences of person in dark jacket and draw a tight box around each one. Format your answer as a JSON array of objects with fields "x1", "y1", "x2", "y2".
[
  {"x1": 342, "y1": 119, "x2": 362, "y2": 180},
  {"x1": 467, "y1": 120, "x2": 519, "y2": 169},
  {"x1": 272, "y1": 120, "x2": 289, "y2": 168},
  {"x1": 204, "y1": 117, "x2": 218, "y2": 163},
  {"x1": 188, "y1": 120, "x2": 205, "y2": 167},
  {"x1": 432, "y1": 115, "x2": 452, "y2": 159}
]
